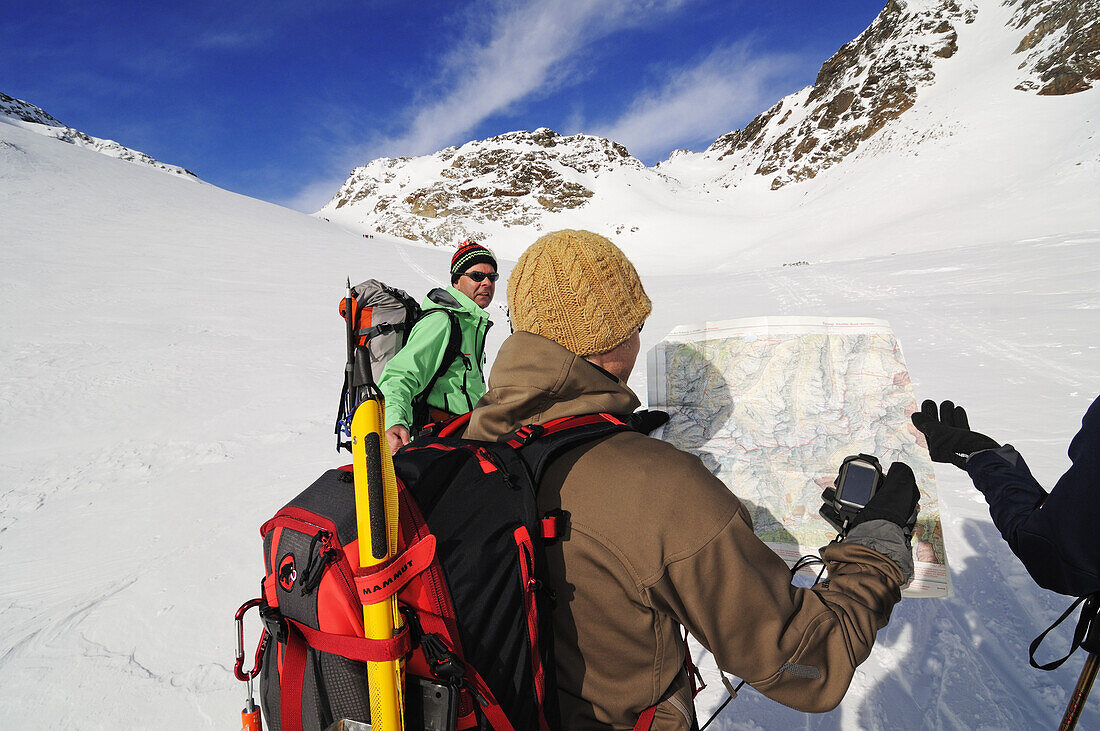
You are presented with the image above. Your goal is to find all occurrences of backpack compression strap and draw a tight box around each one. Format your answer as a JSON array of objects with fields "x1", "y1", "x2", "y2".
[
  {"x1": 278, "y1": 620, "x2": 413, "y2": 731},
  {"x1": 354, "y1": 534, "x2": 437, "y2": 605}
]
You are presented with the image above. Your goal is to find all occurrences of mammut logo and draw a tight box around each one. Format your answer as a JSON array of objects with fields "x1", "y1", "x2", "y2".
[
  {"x1": 360, "y1": 559, "x2": 414, "y2": 596},
  {"x1": 278, "y1": 554, "x2": 297, "y2": 591}
]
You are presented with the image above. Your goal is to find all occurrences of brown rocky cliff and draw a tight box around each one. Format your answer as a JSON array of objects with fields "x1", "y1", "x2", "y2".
[
  {"x1": 1010, "y1": 0, "x2": 1100, "y2": 95},
  {"x1": 707, "y1": 0, "x2": 974, "y2": 190}
]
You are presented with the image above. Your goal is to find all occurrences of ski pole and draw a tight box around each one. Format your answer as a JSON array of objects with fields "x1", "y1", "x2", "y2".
[
  {"x1": 1060, "y1": 594, "x2": 1100, "y2": 730},
  {"x1": 345, "y1": 278, "x2": 356, "y2": 369},
  {"x1": 351, "y1": 395, "x2": 405, "y2": 731},
  {"x1": 1059, "y1": 652, "x2": 1099, "y2": 730}
]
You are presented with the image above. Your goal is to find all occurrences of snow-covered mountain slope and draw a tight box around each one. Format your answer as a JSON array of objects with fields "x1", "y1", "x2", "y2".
[
  {"x1": 321, "y1": 128, "x2": 652, "y2": 246},
  {"x1": 1, "y1": 92, "x2": 196, "y2": 178},
  {"x1": 687, "y1": 0, "x2": 1100, "y2": 190},
  {"x1": 699, "y1": 0, "x2": 976, "y2": 191},
  {"x1": 2, "y1": 87, "x2": 1099, "y2": 729},
  {"x1": 322, "y1": 0, "x2": 1100, "y2": 273}
]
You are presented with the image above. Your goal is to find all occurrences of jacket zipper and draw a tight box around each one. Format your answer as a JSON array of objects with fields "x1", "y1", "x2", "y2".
[{"x1": 476, "y1": 318, "x2": 491, "y2": 369}]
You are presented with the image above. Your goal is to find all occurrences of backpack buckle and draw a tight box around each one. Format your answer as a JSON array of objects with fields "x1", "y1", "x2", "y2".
[
  {"x1": 400, "y1": 607, "x2": 466, "y2": 685},
  {"x1": 259, "y1": 601, "x2": 288, "y2": 645},
  {"x1": 511, "y1": 423, "x2": 545, "y2": 446},
  {"x1": 540, "y1": 509, "x2": 569, "y2": 542},
  {"x1": 421, "y1": 633, "x2": 466, "y2": 686}
]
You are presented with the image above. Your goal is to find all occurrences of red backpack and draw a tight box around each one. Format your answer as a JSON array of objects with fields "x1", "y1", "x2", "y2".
[{"x1": 244, "y1": 412, "x2": 681, "y2": 731}]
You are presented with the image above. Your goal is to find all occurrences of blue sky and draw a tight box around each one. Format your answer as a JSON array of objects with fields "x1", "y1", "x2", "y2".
[{"x1": 2, "y1": 1, "x2": 886, "y2": 212}]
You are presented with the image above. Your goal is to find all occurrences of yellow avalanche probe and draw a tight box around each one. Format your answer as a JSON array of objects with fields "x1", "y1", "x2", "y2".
[{"x1": 350, "y1": 397, "x2": 405, "y2": 731}]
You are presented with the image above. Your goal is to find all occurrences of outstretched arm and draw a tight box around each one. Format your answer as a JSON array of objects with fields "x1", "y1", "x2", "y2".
[
  {"x1": 914, "y1": 396, "x2": 1100, "y2": 597},
  {"x1": 650, "y1": 458, "x2": 916, "y2": 713},
  {"x1": 966, "y1": 396, "x2": 1100, "y2": 596}
]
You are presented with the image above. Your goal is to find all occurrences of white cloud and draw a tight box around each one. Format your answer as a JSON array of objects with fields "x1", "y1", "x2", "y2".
[
  {"x1": 371, "y1": 0, "x2": 689, "y2": 158},
  {"x1": 284, "y1": 0, "x2": 692, "y2": 212},
  {"x1": 593, "y1": 44, "x2": 799, "y2": 160},
  {"x1": 278, "y1": 174, "x2": 350, "y2": 213}
]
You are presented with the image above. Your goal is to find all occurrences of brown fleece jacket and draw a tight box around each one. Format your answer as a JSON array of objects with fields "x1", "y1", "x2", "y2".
[{"x1": 465, "y1": 332, "x2": 905, "y2": 730}]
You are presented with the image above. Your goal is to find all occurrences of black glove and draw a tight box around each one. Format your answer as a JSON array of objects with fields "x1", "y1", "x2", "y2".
[
  {"x1": 818, "y1": 490, "x2": 847, "y2": 534},
  {"x1": 910, "y1": 399, "x2": 999, "y2": 469},
  {"x1": 820, "y1": 462, "x2": 920, "y2": 534},
  {"x1": 850, "y1": 462, "x2": 920, "y2": 531},
  {"x1": 626, "y1": 409, "x2": 670, "y2": 435}
]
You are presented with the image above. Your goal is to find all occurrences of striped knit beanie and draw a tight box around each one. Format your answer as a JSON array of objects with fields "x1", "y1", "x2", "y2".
[
  {"x1": 508, "y1": 229, "x2": 651, "y2": 357},
  {"x1": 450, "y1": 239, "x2": 497, "y2": 281}
]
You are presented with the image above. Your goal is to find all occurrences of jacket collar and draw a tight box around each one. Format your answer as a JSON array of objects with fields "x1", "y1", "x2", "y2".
[
  {"x1": 465, "y1": 331, "x2": 640, "y2": 442},
  {"x1": 427, "y1": 286, "x2": 490, "y2": 321}
]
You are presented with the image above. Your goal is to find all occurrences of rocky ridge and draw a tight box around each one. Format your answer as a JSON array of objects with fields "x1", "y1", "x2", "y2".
[
  {"x1": 0, "y1": 92, "x2": 196, "y2": 178},
  {"x1": 702, "y1": 0, "x2": 976, "y2": 190},
  {"x1": 697, "y1": 0, "x2": 1099, "y2": 190},
  {"x1": 323, "y1": 128, "x2": 646, "y2": 245},
  {"x1": 1009, "y1": 0, "x2": 1100, "y2": 94}
]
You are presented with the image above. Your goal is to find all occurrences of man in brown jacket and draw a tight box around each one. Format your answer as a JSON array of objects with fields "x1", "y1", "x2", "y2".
[{"x1": 463, "y1": 229, "x2": 918, "y2": 729}]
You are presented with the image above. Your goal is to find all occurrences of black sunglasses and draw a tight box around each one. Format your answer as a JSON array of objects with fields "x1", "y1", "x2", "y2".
[{"x1": 463, "y1": 271, "x2": 499, "y2": 282}]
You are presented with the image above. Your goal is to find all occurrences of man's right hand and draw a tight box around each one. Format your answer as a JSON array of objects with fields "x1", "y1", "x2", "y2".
[
  {"x1": 386, "y1": 425, "x2": 411, "y2": 455},
  {"x1": 911, "y1": 399, "x2": 999, "y2": 469}
]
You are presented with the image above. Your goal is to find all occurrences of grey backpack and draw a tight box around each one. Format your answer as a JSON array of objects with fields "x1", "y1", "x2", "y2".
[{"x1": 334, "y1": 280, "x2": 460, "y2": 451}]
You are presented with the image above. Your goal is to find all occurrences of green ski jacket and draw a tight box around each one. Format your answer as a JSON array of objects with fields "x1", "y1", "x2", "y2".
[{"x1": 377, "y1": 286, "x2": 492, "y2": 432}]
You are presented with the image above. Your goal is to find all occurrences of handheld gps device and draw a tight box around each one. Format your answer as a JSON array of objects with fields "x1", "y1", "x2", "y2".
[
  {"x1": 820, "y1": 453, "x2": 884, "y2": 534},
  {"x1": 835, "y1": 454, "x2": 882, "y2": 510}
]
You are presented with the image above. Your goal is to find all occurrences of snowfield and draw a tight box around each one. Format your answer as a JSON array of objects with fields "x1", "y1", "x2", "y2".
[{"x1": 3, "y1": 96, "x2": 1100, "y2": 729}]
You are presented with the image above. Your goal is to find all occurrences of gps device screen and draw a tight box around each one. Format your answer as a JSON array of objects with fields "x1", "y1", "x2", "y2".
[{"x1": 839, "y1": 460, "x2": 878, "y2": 508}]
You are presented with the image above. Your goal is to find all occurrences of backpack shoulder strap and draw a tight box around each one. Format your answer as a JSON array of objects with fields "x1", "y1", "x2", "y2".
[
  {"x1": 419, "y1": 289, "x2": 464, "y2": 371},
  {"x1": 509, "y1": 413, "x2": 632, "y2": 484},
  {"x1": 426, "y1": 287, "x2": 460, "y2": 308},
  {"x1": 409, "y1": 307, "x2": 464, "y2": 428}
]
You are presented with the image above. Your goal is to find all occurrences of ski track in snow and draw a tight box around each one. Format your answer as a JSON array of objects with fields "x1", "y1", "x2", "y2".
[{"x1": 390, "y1": 236, "x2": 446, "y2": 289}]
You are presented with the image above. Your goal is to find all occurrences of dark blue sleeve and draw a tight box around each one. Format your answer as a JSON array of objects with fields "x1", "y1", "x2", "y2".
[{"x1": 965, "y1": 396, "x2": 1100, "y2": 597}]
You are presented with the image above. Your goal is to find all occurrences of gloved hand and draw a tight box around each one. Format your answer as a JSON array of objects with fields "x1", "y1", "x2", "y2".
[
  {"x1": 847, "y1": 462, "x2": 920, "y2": 584},
  {"x1": 820, "y1": 462, "x2": 920, "y2": 534},
  {"x1": 910, "y1": 399, "x2": 999, "y2": 468},
  {"x1": 850, "y1": 462, "x2": 920, "y2": 531}
]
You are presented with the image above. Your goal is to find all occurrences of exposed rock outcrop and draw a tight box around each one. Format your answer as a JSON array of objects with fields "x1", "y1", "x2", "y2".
[
  {"x1": 706, "y1": 0, "x2": 975, "y2": 189},
  {"x1": 1009, "y1": 0, "x2": 1100, "y2": 95},
  {"x1": 322, "y1": 129, "x2": 642, "y2": 245}
]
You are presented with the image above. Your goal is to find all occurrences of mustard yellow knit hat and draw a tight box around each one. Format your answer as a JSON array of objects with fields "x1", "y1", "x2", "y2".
[{"x1": 507, "y1": 229, "x2": 651, "y2": 356}]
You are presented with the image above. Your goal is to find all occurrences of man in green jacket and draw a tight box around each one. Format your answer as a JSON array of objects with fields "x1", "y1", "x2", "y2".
[
  {"x1": 464, "y1": 229, "x2": 919, "y2": 729},
  {"x1": 379, "y1": 240, "x2": 496, "y2": 454}
]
